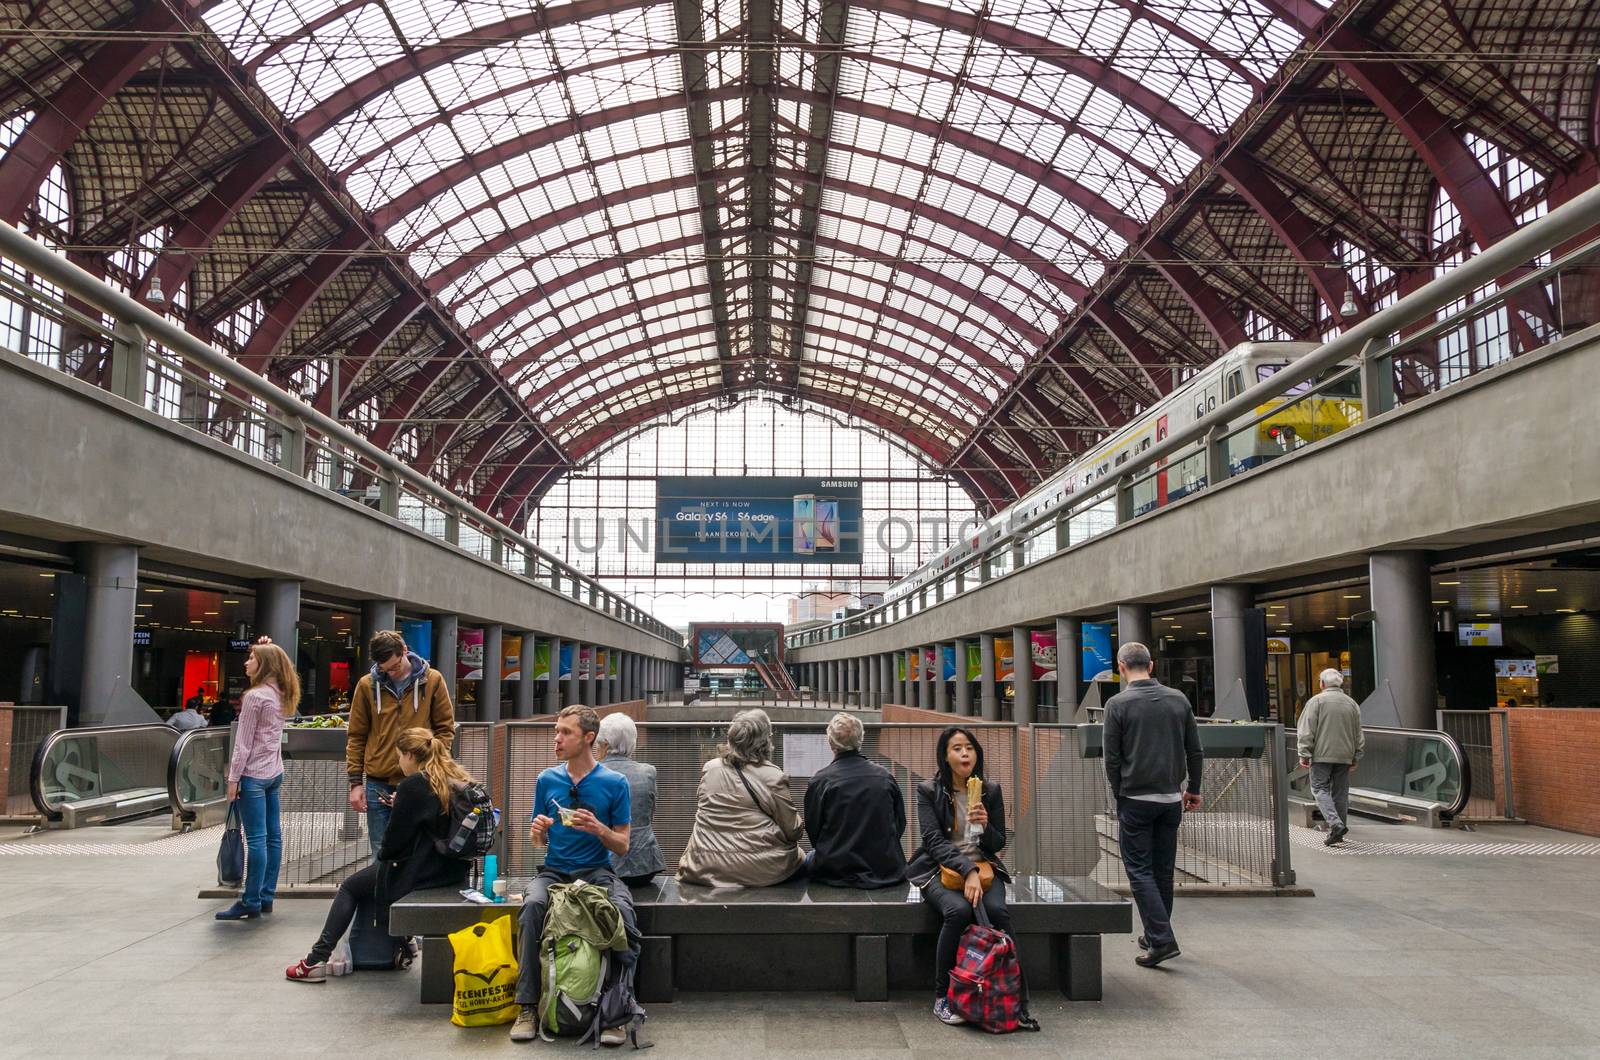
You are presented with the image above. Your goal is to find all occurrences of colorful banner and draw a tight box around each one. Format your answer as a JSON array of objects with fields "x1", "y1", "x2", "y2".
[
  {"x1": 532, "y1": 641, "x2": 551, "y2": 681},
  {"x1": 458, "y1": 627, "x2": 484, "y2": 680},
  {"x1": 1082, "y1": 622, "x2": 1114, "y2": 681},
  {"x1": 923, "y1": 647, "x2": 936, "y2": 680},
  {"x1": 559, "y1": 643, "x2": 573, "y2": 680},
  {"x1": 941, "y1": 644, "x2": 957, "y2": 681},
  {"x1": 1031, "y1": 630, "x2": 1058, "y2": 681},
  {"x1": 609, "y1": 651, "x2": 619, "y2": 677},
  {"x1": 502, "y1": 634, "x2": 523, "y2": 681},
  {"x1": 399, "y1": 619, "x2": 433, "y2": 663},
  {"x1": 966, "y1": 642, "x2": 981, "y2": 682},
  {"x1": 908, "y1": 650, "x2": 920, "y2": 681},
  {"x1": 996, "y1": 635, "x2": 1015, "y2": 682},
  {"x1": 578, "y1": 645, "x2": 593, "y2": 680},
  {"x1": 896, "y1": 653, "x2": 907, "y2": 682}
]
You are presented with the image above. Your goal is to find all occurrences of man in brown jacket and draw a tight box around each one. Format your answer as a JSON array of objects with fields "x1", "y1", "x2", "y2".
[{"x1": 347, "y1": 629, "x2": 455, "y2": 854}]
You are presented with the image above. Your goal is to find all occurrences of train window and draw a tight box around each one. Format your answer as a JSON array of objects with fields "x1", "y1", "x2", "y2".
[
  {"x1": 1195, "y1": 402, "x2": 1204, "y2": 418},
  {"x1": 1225, "y1": 371, "x2": 1243, "y2": 399},
  {"x1": 1115, "y1": 451, "x2": 1128, "y2": 466},
  {"x1": 1207, "y1": 395, "x2": 1216, "y2": 411}
]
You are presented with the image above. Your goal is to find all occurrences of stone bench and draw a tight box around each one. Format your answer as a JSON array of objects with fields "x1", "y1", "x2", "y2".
[{"x1": 390, "y1": 873, "x2": 1130, "y2": 1005}]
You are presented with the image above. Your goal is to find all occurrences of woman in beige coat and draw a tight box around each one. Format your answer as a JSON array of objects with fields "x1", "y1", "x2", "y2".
[{"x1": 676, "y1": 709, "x2": 804, "y2": 888}]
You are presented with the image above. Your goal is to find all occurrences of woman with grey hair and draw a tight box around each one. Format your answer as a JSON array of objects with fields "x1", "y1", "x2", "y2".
[
  {"x1": 596, "y1": 713, "x2": 666, "y2": 887},
  {"x1": 676, "y1": 709, "x2": 805, "y2": 888}
]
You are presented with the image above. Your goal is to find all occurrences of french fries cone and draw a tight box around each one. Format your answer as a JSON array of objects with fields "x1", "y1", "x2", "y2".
[{"x1": 966, "y1": 774, "x2": 983, "y2": 809}]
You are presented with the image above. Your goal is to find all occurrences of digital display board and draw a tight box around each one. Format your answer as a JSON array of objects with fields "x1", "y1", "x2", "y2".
[{"x1": 656, "y1": 477, "x2": 863, "y2": 564}]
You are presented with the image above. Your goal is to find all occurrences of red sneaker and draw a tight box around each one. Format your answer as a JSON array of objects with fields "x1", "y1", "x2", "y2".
[{"x1": 285, "y1": 959, "x2": 326, "y2": 983}]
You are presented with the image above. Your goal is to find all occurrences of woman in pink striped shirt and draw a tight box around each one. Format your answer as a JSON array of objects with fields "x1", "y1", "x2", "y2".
[{"x1": 216, "y1": 640, "x2": 299, "y2": 921}]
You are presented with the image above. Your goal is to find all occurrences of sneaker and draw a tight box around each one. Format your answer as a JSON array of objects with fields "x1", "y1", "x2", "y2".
[
  {"x1": 933, "y1": 998, "x2": 966, "y2": 1026},
  {"x1": 1136, "y1": 941, "x2": 1181, "y2": 968},
  {"x1": 285, "y1": 959, "x2": 326, "y2": 983},
  {"x1": 214, "y1": 901, "x2": 259, "y2": 921},
  {"x1": 510, "y1": 1005, "x2": 538, "y2": 1042},
  {"x1": 600, "y1": 1025, "x2": 628, "y2": 1047}
]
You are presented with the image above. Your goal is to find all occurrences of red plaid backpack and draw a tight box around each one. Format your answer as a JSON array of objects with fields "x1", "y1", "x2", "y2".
[{"x1": 945, "y1": 903, "x2": 1040, "y2": 1033}]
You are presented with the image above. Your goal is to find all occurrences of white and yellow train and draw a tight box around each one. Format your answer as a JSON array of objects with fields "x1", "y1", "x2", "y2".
[{"x1": 886, "y1": 342, "x2": 1363, "y2": 604}]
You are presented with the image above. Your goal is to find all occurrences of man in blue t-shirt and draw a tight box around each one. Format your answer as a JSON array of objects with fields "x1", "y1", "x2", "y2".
[{"x1": 511, "y1": 705, "x2": 639, "y2": 1044}]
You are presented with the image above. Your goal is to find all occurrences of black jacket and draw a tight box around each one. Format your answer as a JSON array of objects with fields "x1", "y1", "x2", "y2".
[
  {"x1": 1103, "y1": 678, "x2": 1204, "y2": 799},
  {"x1": 803, "y1": 751, "x2": 907, "y2": 888},
  {"x1": 906, "y1": 778, "x2": 1010, "y2": 887},
  {"x1": 376, "y1": 772, "x2": 469, "y2": 908}
]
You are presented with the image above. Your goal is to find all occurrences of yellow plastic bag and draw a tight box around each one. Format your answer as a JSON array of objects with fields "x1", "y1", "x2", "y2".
[{"x1": 449, "y1": 914, "x2": 519, "y2": 1027}]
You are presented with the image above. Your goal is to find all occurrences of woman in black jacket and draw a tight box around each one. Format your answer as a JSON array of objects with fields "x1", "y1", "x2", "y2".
[
  {"x1": 286, "y1": 727, "x2": 472, "y2": 982},
  {"x1": 905, "y1": 726, "x2": 1012, "y2": 1025}
]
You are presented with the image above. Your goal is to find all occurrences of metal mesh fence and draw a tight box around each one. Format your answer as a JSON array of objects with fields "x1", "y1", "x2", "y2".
[{"x1": 1437, "y1": 709, "x2": 1513, "y2": 819}]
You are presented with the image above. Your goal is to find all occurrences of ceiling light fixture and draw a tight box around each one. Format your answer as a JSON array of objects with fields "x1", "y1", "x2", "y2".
[
  {"x1": 1440, "y1": 580, "x2": 1460, "y2": 586},
  {"x1": 1535, "y1": 588, "x2": 1558, "y2": 593}
]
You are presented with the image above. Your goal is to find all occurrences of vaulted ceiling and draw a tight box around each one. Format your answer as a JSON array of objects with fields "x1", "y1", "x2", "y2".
[{"x1": 1, "y1": 0, "x2": 1595, "y2": 520}]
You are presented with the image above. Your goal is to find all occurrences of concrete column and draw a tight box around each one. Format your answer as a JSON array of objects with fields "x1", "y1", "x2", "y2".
[
  {"x1": 77, "y1": 543, "x2": 158, "y2": 726},
  {"x1": 513, "y1": 634, "x2": 537, "y2": 718},
  {"x1": 563, "y1": 639, "x2": 580, "y2": 709},
  {"x1": 881, "y1": 655, "x2": 894, "y2": 708},
  {"x1": 1211, "y1": 584, "x2": 1254, "y2": 715},
  {"x1": 1369, "y1": 550, "x2": 1438, "y2": 729},
  {"x1": 623, "y1": 653, "x2": 635, "y2": 701},
  {"x1": 1055, "y1": 617, "x2": 1082, "y2": 720},
  {"x1": 849, "y1": 658, "x2": 860, "y2": 706},
  {"x1": 257, "y1": 578, "x2": 302, "y2": 656},
  {"x1": 545, "y1": 635, "x2": 563, "y2": 713},
  {"x1": 431, "y1": 614, "x2": 459, "y2": 707},
  {"x1": 479, "y1": 624, "x2": 503, "y2": 722},
  {"x1": 903, "y1": 650, "x2": 916, "y2": 708},
  {"x1": 582, "y1": 645, "x2": 597, "y2": 707},
  {"x1": 597, "y1": 648, "x2": 613, "y2": 706},
  {"x1": 954, "y1": 639, "x2": 973, "y2": 716},
  {"x1": 934, "y1": 644, "x2": 950, "y2": 713},
  {"x1": 918, "y1": 647, "x2": 933, "y2": 710},
  {"x1": 360, "y1": 599, "x2": 396, "y2": 649},
  {"x1": 1011, "y1": 625, "x2": 1035, "y2": 724},
  {"x1": 979, "y1": 633, "x2": 999, "y2": 721},
  {"x1": 1116, "y1": 603, "x2": 1152, "y2": 655}
]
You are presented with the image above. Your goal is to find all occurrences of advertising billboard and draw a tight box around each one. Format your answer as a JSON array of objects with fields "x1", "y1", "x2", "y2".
[
  {"x1": 1081, "y1": 622, "x2": 1114, "y2": 680},
  {"x1": 1031, "y1": 630, "x2": 1057, "y2": 681},
  {"x1": 656, "y1": 477, "x2": 863, "y2": 564},
  {"x1": 503, "y1": 634, "x2": 522, "y2": 681}
]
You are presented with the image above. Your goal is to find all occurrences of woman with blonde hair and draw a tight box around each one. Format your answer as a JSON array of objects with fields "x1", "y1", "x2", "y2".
[
  {"x1": 286, "y1": 728, "x2": 473, "y2": 981},
  {"x1": 676, "y1": 709, "x2": 804, "y2": 888},
  {"x1": 215, "y1": 639, "x2": 299, "y2": 921}
]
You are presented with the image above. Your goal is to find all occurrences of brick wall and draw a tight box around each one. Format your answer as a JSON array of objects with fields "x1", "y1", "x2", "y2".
[{"x1": 1504, "y1": 708, "x2": 1600, "y2": 837}]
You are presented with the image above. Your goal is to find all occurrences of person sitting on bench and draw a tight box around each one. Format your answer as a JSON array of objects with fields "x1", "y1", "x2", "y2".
[
  {"x1": 510, "y1": 705, "x2": 639, "y2": 1046},
  {"x1": 285, "y1": 728, "x2": 471, "y2": 982},
  {"x1": 676, "y1": 709, "x2": 805, "y2": 888},
  {"x1": 803, "y1": 712, "x2": 907, "y2": 888}
]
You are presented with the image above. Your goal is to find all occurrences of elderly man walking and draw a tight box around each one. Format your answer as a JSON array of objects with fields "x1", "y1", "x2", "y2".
[{"x1": 1298, "y1": 669, "x2": 1364, "y2": 846}]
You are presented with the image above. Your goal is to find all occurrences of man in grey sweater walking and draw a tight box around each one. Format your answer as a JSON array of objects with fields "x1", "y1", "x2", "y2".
[
  {"x1": 1103, "y1": 642, "x2": 1203, "y2": 968},
  {"x1": 1297, "y1": 668, "x2": 1364, "y2": 846}
]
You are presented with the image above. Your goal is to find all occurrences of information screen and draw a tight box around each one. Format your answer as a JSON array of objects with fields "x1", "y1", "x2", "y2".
[{"x1": 656, "y1": 477, "x2": 863, "y2": 564}]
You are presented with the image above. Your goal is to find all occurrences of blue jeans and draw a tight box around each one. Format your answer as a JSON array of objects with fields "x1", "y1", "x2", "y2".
[
  {"x1": 366, "y1": 780, "x2": 397, "y2": 856},
  {"x1": 237, "y1": 773, "x2": 283, "y2": 910},
  {"x1": 1116, "y1": 797, "x2": 1183, "y2": 948}
]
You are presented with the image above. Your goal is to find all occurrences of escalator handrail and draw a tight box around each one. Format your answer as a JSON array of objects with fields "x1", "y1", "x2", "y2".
[
  {"x1": 167, "y1": 726, "x2": 232, "y2": 816},
  {"x1": 30, "y1": 722, "x2": 181, "y2": 820},
  {"x1": 1283, "y1": 724, "x2": 1472, "y2": 819}
]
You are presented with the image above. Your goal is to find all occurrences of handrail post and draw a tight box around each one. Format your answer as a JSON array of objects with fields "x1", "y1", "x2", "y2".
[
  {"x1": 1358, "y1": 337, "x2": 1396, "y2": 418},
  {"x1": 1266, "y1": 723, "x2": 1297, "y2": 886},
  {"x1": 1114, "y1": 474, "x2": 1134, "y2": 524},
  {"x1": 444, "y1": 507, "x2": 461, "y2": 546},
  {"x1": 1205, "y1": 425, "x2": 1227, "y2": 490},
  {"x1": 109, "y1": 321, "x2": 147, "y2": 405},
  {"x1": 378, "y1": 474, "x2": 399, "y2": 518}
]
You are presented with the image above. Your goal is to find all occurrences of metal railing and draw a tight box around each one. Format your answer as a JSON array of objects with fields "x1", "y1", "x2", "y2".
[
  {"x1": 1285, "y1": 725, "x2": 1470, "y2": 823},
  {"x1": 789, "y1": 181, "x2": 1600, "y2": 648},
  {"x1": 1, "y1": 705, "x2": 67, "y2": 819},
  {"x1": 0, "y1": 223, "x2": 679, "y2": 648},
  {"x1": 30, "y1": 722, "x2": 178, "y2": 826},
  {"x1": 1437, "y1": 709, "x2": 1517, "y2": 820},
  {"x1": 168, "y1": 727, "x2": 230, "y2": 829}
]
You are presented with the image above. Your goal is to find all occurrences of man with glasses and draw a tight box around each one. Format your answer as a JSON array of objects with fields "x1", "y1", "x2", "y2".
[
  {"x1": 346, "y1": 630, "x2": 455, "y2": 854},
  {"x1": 511, "y1": 705, "x2": 638, "y2": 1045}
]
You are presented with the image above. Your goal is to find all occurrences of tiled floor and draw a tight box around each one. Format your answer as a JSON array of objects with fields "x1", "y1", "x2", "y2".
[{"x1": 2, "y1": 818, "x2": 1598, "y2": 1058}]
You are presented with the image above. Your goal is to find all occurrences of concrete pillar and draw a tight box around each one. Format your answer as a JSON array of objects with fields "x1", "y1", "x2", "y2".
[
  {"x1": 77, "y1": 543, "x2": 158, "y2": 726},
  {"x1": 563, "y1": 639, "x2": 580, "y2": 709},
  {"x1": 431, "y1": 614, "x2": 459, "y2": 706},
  {"x1": 545, "y1": 635, "x2": 562, "y2": 713},
  {"x1": 1369, "y1": 550, "x2": 1438, "y2": 729},
  {"x1": 954, "y1": 639, "x2": 973, "y2": 716},
  {"x1": 513, "y1": 634, "x2": 537, "y2": 718},
  {"x1": 581, "y1": 645, "x2": 597, "y2": 707},
  {"x1": 979, "y1": 633, "x2": 999, "y2": 721},
  {"x1": 1116, "y1": 603, "x2": 1152, "y2": 655},
  {"x1": 1011, "y1": 625, "x2": 1035, "y2": 724},
  {"x1": 257, "y1": 578, "x2": 302, "y2": 656},
  {"x1": 597, "y1": 648, "x2": 613, "y2": 706},
  {"x1": 918, "y1": 647, "x2": 933, "y2": 710},
  {"x1": 849, "y1": 657, "x2": 860, "y2": 706},
  {"x1": 479, "y1": 624, "x2": 503, "y2": 722},
  {"x1": 1055, "y1": 617, "x2": 1082, "y2": 720},
  {"x1": 934, "y1": 644, "x2": 950, "y2": 713},
  {"x1": 360, "y1": 600, "x2": 396, "y2": 649},
  {"x1": 902, "y1": 649, "x2": 916, "y2": 708},
  {"x1": 623, "y1": 652, "x2": 635, "y2": 701},
  {"x1": 1211, "y1": 584, "x2": 1254, "y2": 715}
]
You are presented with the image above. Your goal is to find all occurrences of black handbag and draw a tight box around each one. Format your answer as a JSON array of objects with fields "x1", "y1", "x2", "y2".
[{"x1": 217, "y1": 802, "x2": 245, "y2": 887}]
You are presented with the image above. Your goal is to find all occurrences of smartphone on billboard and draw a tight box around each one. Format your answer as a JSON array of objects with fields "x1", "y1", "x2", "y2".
[
  {"x1": 793, "y1": 494, "x2": 815, "y2": 555},
  {"x1": 815, "y1": 498, "x2": 838, "y2": 550}
]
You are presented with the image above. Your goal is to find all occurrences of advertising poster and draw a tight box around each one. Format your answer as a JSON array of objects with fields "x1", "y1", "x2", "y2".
[
  {"x1": 502, "y1": 634, "x2": 523, "y2": 681},
  {"x1": 995, "y1": 635, "x2": 1015, "y2": 681},
  {"x1": 578, "y1": 645, "x2": 593, "y2": 679},
  {"x1": 923, "y1": 647, "x2": 936, "y2": 680},
  {"x1": 656, "y1": 477, "x2": 862, "y2": 564},
  {"x1": 559, "y1": 643, "x2": 573, "y2": 680},
  {"x1": 1081, "y1": 622, "x2": 1114, "y2": 680},
  {"x1": 399, "y1": 619, "x2": 433, "y2": 663},
  {"x1": 966, "y1": 642, "x2": 981, "y2": 682},
  {"x1": 896, "y1": 653, "x2": 907, "y2": 682},
  {"x1": 1266, "y1": 635, "x2": 1292, "y2": 656},
  {"x1": 908, "y1": 650, "x2": 920, "y2": 681},
  {"x1": 532, "y1": 641, "x2": 551, "y2": 681},
  {"x1": 941, "y1": 644, "x2": 957, "y2": 681},
  {"x1": 1031, "y1": 630, "x2": 1057, "y2": 681},
  {"x1": 458, "y1": 627, "x2": 484, "y2": 681},
  {"x1": 609, "y1": 651, "x2": 619, "y2": 677}
]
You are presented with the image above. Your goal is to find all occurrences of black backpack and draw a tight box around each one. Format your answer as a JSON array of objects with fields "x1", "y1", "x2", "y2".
[{"x1": 436, "y1": 781, "x2": 498, "y2": 859}]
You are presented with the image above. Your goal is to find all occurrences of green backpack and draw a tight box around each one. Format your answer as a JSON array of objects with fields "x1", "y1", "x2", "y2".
[{"x1": 536, "y1": 882, "x2": 628, "y2": 1042}]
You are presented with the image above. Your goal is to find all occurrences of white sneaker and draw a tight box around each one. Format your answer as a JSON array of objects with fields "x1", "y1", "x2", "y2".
[
  {"x1": 510, "y1": 1005, "x2": 537, "y2": 1042},
  {"x1": 600, "y1": 1025, "x2": 628, "y2": 1047}
]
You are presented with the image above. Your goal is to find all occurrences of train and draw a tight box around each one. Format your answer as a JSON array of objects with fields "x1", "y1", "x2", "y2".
[{"x1": 885, "y1": 342, "x2": 1363, "y2": 604}]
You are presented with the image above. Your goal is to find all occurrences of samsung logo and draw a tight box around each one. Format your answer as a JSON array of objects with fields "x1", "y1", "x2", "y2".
[{"x1": 818, "y1": 480, "x2": 858, "y2": 488}]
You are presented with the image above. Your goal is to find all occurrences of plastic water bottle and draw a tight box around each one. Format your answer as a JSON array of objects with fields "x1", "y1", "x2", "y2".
[{"x1": 483, "y1": 853, "x2": 498, "y2": 900}]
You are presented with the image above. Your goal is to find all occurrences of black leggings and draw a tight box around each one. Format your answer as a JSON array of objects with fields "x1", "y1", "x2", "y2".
[
  {"x1": 922, "y1": 875, "x2": 1011, "y2": 998},
  {"x1": 307, "y1": 862, "x2": 379, "y2": 965}
]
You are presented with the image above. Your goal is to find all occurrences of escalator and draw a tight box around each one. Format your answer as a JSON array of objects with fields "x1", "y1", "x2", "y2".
[{"x1": 1283, "y1": 724, "x2": 1471, "y2": 826}]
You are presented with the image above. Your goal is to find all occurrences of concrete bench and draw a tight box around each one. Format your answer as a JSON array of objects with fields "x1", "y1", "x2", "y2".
[{"x1": 390, "y1": 874, "x2": 1130, "y2": 1006}]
